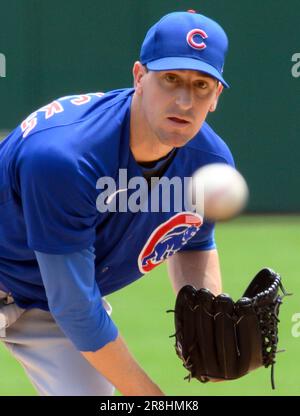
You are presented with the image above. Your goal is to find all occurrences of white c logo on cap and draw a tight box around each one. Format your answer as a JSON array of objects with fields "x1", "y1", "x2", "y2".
[{"x1": 186, "y1": 29, "x2": 208, "y2": 50}]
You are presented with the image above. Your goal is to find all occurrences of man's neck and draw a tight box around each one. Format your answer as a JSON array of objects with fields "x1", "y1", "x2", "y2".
[{"x1": 130, "y1": 93, "x2": 174, "y2": 163}]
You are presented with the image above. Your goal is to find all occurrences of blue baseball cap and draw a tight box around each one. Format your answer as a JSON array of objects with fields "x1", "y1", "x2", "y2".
[{"x1": 140, "y1": 10, "x2": 229, "y2": 88}]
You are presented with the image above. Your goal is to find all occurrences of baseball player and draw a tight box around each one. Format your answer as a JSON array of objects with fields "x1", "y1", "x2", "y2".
[{"x1": 0, "y1": 11, "x2": 234, "y2": 395}]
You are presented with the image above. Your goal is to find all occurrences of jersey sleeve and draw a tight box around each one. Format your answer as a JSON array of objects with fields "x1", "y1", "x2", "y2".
[
  {"x1": 17, "y1": 139, "x2": 99, "y2": 254},
  {"x1": 180, "y1": 219, "x2": 216, "y2": 251},
  {"x1": 35, "y1": 247, "x2": 118, "y2": 351}
]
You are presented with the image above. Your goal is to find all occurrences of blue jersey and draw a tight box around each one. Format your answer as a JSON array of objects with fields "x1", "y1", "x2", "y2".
[{"x1": 0, "y1": 88, "x2": 234, "y2": 311}]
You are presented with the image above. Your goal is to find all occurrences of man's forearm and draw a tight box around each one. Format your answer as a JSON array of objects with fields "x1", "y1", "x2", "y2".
[
  {"x1": 167, "y1": 249, "x2": 222, "y2": 295},
  {"x1": 82, "y1": 334, "x2": 164, "y2": 396}
]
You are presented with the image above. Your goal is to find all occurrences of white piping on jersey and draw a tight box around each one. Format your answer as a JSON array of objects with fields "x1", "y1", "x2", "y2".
[{"x1": 105, "y1": 188, "x2": 128, "y2": 205}]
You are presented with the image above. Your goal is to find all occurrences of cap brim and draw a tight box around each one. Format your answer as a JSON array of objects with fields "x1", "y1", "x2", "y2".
[{"x1": 146, "y1": 57, "x2": 229, "y2": 88}]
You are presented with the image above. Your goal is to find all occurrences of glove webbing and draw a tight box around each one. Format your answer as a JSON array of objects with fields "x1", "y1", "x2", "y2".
[{"x1": 252, "y1": 279, "x2": 291, "y2": 389}]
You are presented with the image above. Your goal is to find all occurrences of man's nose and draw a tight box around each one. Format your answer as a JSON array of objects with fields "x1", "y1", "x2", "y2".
[{"x1": 175, "y1": 88, "x2": 193, "y2": 110}]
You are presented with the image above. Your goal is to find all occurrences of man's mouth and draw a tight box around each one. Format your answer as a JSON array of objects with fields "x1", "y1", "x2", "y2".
[{"x1": 167, "y1": 117, "x2": 190, "y2": 125}]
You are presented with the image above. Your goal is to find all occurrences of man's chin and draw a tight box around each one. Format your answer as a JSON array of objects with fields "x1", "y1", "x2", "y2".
[{"x1": 158, "y1": 133, "x2": 194, "y2": 148}]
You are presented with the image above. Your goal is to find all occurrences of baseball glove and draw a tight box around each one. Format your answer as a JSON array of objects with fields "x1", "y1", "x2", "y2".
[{"x1": 169, "y1": 268, "x2": 290, "y2": 389}]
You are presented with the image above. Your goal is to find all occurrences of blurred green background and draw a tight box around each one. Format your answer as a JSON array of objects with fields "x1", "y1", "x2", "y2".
[
  {"x1": 0, "y1": 216, "x2": 299, "y2": 396},
  {"x1": 0, "y1": 0, "x2": 299, "y2": 397}
]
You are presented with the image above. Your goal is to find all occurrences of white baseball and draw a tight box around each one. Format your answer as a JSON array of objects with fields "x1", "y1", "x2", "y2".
[{"x1": 189, "y1": 163, "x2": 249, "y2": 221}]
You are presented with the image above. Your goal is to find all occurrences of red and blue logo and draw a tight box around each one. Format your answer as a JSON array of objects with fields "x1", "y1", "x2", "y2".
[
  {"x1": 186, "y1": 28, "x2": 208, "y2": 50},
  {"x1": 138, "y1": 212, "x2": 203, "y2": 273}
]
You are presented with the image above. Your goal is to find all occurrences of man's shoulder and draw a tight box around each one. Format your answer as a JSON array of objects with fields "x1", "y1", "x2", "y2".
[
  {"x1": 15, "y1": 88, "x2": 134, "y2": 175},
  {"x1": 185, "y1": 122, "x2": 234, "y2": 166},
  {"x1": 19, "y1": 88, "x2": 134, "y2": 141}
]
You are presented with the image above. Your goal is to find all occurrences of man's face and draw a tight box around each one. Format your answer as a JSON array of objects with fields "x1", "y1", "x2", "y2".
[{"x1": 134, "y1": 63, "x2": 223, "y2": 148}]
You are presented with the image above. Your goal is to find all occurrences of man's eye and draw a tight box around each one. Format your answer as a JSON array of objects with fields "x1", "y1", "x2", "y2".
[
  {"x1": 195, "y1": 81, "x2": 208, "y2": 89},
  {"x1": 165, "y1": 74, "x2": 178, "y2": 83}
]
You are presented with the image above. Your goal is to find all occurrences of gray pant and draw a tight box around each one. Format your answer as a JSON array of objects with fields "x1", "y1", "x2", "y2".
[{"x1": 0, "y1": 291, "x2": 115, "y2": 396}]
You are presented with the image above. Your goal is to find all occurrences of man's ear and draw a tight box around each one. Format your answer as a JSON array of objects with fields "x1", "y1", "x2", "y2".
[
  {"x1": 132, "y1": 61, "x2": 147, "y2": 93},
  {"x1": 209, "y1": 83, "x2": 224, "y2": 112}
]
